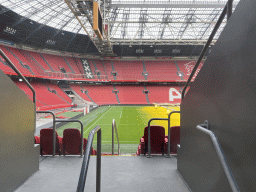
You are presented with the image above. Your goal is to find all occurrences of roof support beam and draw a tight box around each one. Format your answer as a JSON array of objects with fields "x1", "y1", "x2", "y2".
[{"x1": 111, "y1": 3, "x2": 237, "y2": 8}]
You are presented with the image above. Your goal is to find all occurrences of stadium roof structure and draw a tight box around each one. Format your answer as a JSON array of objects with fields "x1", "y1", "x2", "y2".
[{"x1": 0, "y1": 0, "x2": 240, "y2": 56}]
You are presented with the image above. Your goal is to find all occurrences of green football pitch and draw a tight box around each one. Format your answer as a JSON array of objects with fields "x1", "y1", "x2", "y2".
[{"x1": 56, "y1": 106, "x2": 180, "y2": 154}]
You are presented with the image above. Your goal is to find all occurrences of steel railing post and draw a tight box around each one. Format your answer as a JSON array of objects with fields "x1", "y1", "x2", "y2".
[
  {"x1": 96, "y1": 129, "x2": 101, "y2": 192},
  {"x1": 112, "y1": 119, "x2": 114, "y2": 155},
  {"x1": 77, "y1": 126, "x2": 101, "y2": 192}
]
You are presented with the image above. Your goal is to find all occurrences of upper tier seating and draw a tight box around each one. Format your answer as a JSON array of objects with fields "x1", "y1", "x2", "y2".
[
  {"x1": 8, "y1": 47, "x2": 45, "y2": 76},
  {"x1": 113, "y1": 60, "x2": 144, "y2": 80},
  {"x1": 40, "y1": 128, "x2": 63, "y2": 156},
  {"x1": 102, "y1": 60, "x2": 115, "y2": 80},
  {"x1": 27, "y1": 51, "x2": 52, "y2": 71},
  {"x1": 176, "y1": 60, "x2": 204, "y2": 81},
  {"x1": 41, "y1": 53, "x2": 73, "y2": 73},
  {"x1": 0, "y1": 45, "x2": 32, "y2": 75},
  {"x1": 91, "y1": 59, "x2": 108, "y2": 79},
  {"x1": 137, "y1": 126, "x2": 166, "y2": 155},
  {"x1": 64, "y1": 57, "x2": 83, "y2": 75},
  {"x1": 144, "y1": 60, "x2": 179, "y2": 81},
  {"x1": 0, "y1": 45, "x2": 204, "y2": 82}
]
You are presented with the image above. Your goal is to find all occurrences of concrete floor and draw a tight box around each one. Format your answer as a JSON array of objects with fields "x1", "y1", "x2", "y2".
[{"x1": 15, "y1": 156, "x2": 191, "y2": 192}]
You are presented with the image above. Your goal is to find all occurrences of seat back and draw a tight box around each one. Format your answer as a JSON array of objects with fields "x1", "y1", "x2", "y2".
[
  {"x1": 144, "y1": 125, "x2": 165, "y2": 153},
  {"x1": 40, "y1": 128, "x2": 61, "y2": 155},
  {"x1": 63, "y1": 128, "x2": 82, "y2": 155},
  {"x1": 34, "y1": 135, "x2": 40, "y2": 144},
  {"x1": 170, "y1": 126, "x2": 180, "y2": 153}
]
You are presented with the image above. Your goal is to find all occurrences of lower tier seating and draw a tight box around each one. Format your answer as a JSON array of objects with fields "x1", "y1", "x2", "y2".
[
  {"x1": 15, "y1": 81, "x2": 72, "y2": 110},
  {"x1": 137, "y1": 126, "x2": 180, "y2": 155},
  {"x1": 37, "y1": 128, "x2": 97, "y2": 156},
  {"x1": 70, "y1": 84, "x2": 182, "y2": 105}
]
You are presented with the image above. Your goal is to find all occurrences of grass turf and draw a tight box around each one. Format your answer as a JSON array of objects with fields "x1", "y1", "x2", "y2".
[{"x1": 56, "y1": 106, "x2": 180, "y2": 154}]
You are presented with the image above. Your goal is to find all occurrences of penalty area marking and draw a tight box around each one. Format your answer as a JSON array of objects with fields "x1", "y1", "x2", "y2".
[{"x1": 83, "y1": 106, "x2": 112, "y2": 134}]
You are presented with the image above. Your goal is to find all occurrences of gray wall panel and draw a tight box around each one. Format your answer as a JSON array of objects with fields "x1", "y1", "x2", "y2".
[
  {"x1": 0, "y1": 70, "x2": 38, "y2": 192},
  {"x1": 178, "y1": 0, "x2": 256, "y2": 191}
]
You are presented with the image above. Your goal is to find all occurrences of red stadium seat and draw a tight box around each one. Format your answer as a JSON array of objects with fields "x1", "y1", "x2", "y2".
[
  {"x1": 63, "y1": 128, "x2": 85, "y2": 155},
  {"x1": 63, "y1": 128, "x2": 96, "y2": 156},
  {"x1": 165, "y1": 126, "x2": 180, "y2": 154},
  {"x1": 40, "y1": 128, "x2": 63, "y2": 156},
  {"x1": 137, "y1": 126, "x2": 165, "y2": 155},
  {"x1": 34, "y1": 135, "x2": 40, "y2": 144}
]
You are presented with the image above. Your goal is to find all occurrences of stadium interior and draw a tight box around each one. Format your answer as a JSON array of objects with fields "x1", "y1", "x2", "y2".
[{"x1": 1, "y1": 0, "x2": 255, "y2": 191}]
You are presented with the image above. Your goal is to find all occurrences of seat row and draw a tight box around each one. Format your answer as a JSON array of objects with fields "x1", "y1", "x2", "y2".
[
  {"x1": 136, "y1": 125, "x2": 180, "y2": 155},
  {"x1": 34, "y1": 128, "x2": 97, "y2": 156}
]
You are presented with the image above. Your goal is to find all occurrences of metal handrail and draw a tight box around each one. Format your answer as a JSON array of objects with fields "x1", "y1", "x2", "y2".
[
  {"x1": 54, "y1": 119, "x2": 84, "y2": 157},
  {"x1": 196, "y1": 123, "x2": 240, "y2": 192},
  {"x1": 77, "y1": 126, "x2": 101, "y2": 192},
  {"x1": 0, "y1": 49, "x2": 36, "y2": 103},
  {"x1": 181, "y1": 2, "x2": 228, "y2": 100},
  {"x1": 166, "y1": 111, "x2": 180, "y2": 157},
  {"x1": 147, "y1": 118, "x2": 168, "y2": 158},
  {"x1": 36, "y1": 111, "x2": 56, "y2": 157},
  {"x1": 112, "y1": 119, "x2": 120, "y2": 155}
]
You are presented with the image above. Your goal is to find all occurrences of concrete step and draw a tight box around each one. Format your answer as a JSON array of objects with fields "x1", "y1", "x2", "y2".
[{"x1": 15, "y1": 156, "x2": 190, "y2": 192}]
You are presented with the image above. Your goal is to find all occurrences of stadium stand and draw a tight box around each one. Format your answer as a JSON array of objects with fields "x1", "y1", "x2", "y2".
[
  {"x1": 102, "y1": 60, "x2": 115, "y2": 80},
  {"x1": 15, "y1": 81, "x2": 72, "y2": 110},
  {"x1": 69, "y1": 84, "x2": 93, "y2": 103},
  {"x1": 113, "y1": 60, "x2": 144, "y2": 80},
  {"x1": 81, "y1": 84, "x2": 118, "y2": 104},
  {"x1": 116, "y1": 85, "x2": 148, "y2": 104},
  {"x1": 40, "y1": 53, "x2": 73, "y2": 73},
  {"x1": 64, "y1": 57, "x2": 83, "y2": 75},
  {"x1": 92, "y1": 59, "x2": 108, "y2": 78},
  {"x1": 176, "y1": 60, "x2": 204, "y2": 81},
  {"x1": 147, "y1": 85, "x2": 182, "y2": 104},
  {"x1": 27, "y1": 51, "x2": 52, "y2": 72},
  {"x1": 144, "y1": 60, "x2": 179, "y2": 81},
  {"x1": 0, "y1": 45, "x2": 204, "y2": 82},
  {"x1": 0, "y1": 45, "x2": 32, "y2": 75}
]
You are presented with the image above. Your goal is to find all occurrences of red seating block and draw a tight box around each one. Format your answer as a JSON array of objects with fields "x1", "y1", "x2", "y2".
[{"x1": 40, "y1": 128, "x2": 63, "y2": 156}]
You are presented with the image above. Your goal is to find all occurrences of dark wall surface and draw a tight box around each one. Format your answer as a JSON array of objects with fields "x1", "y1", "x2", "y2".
[
  {"x1": 0, "y1": 5, "x2": 98, "y2": 54},
  {"x1": 178, "y1": 0, "x2": 256, "y2": 191},
  {"x1": 0, "y1": 69, "x2": 38, "y2": 192}
]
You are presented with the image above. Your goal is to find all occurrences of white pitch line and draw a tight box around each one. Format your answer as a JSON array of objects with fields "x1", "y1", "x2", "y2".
[
  {"x1": 120, "y1": 110, "x2": 122, "y2": 118},
  {"x1": 83, "y1": 106, "x2": 112, "y2": 134}
]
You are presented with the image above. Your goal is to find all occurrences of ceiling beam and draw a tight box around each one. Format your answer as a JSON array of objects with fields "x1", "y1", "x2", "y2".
[{"x1": 111, "y1": 3, "x2": 237, "y2": 9}]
